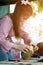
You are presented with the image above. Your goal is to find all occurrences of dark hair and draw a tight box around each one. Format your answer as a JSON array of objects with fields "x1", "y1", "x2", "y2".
[{"x1": 10, "y1": 1, "x2": 33, "y2": 37}]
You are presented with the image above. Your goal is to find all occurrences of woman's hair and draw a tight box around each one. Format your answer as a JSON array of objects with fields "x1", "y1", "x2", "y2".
[{"x1": 11, "y1": 0, "x2": 33, "y2": 37}]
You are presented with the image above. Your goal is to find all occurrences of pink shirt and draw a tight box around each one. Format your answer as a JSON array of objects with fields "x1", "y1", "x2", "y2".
[
  {"x1": 0, "y1": 15, "x2": 31, "y2": 53},
  {"x1": 0, "y1": 15, "x2": 14, "y2": 53}
]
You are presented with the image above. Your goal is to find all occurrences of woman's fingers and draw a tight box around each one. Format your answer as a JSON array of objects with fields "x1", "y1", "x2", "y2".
[
  {"x1": 22, "y1": 50, "x2": 27, "y2": 53},
  {"x1": 24, "y1": 44, "x2": 30, "y2": 50},
  {"x1": 22, "y1": 44, "x2": 30, "y2": 53},
  {"x1": 23, "y1": 48, "x2": 29, "y2": 52},
  {"x1": 34, "y1": 45, "x2": 39, "y2": 51}
]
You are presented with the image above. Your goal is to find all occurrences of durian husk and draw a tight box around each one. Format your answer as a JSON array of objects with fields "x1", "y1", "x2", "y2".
[{"x1": 21, "y1": 46, "x2": 34, "y2": 60}]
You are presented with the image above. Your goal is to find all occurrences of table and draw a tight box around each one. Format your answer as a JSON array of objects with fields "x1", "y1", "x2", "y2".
[{"x1": 0, "y1": 58, "x2": 43, "y2": 65}]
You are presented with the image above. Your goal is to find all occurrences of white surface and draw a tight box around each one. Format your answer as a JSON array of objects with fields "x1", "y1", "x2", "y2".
[{"x1": 10, "y1": 4, "x2": 16, "y2": 13}]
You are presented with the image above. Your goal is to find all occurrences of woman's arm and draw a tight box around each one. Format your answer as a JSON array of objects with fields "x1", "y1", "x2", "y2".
[
  {"x1": 0, "y1": 15, "x2": 15, "y2": 53},
  {"x1": 0, "y1": 35, "x2": 30, "y2": 53}
]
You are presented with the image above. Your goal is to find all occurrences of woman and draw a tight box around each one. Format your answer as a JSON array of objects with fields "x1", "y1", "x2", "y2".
[
  {"x1": 10, "y1": 0, "x2": 38, "y2": 51},
  {"x1": 0, "y1": 1, "x2": 30, "y2": 61},
  {"x1": 0, "y1": 13, "x2": 30, "y2": 61}
]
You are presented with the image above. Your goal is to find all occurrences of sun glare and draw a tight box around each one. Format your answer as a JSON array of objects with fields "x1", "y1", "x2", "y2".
[{"x1": 22, "y1": 10, "x2": 43, "y2": 45}]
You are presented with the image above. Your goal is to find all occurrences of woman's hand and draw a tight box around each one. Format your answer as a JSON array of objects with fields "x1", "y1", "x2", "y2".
[
  {"x1": 13, "y1": 43, "x2": 30, "y2": 53},
  {"x1": 31, "y1": 44, "x2": 39, "y2": 51}
]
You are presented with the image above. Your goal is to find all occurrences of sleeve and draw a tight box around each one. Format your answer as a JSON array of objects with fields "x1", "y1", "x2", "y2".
[
  {"x1": 8, "y1": 26, "x2": 15, "y2": 38},
  {"x1": 0, "y1": 0, "x2": 18, "y2": 5},
  {"x1": 0, "y1": 15, "x2": 14, "y2": 53}
]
